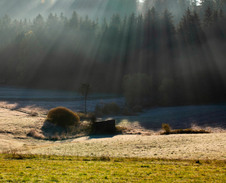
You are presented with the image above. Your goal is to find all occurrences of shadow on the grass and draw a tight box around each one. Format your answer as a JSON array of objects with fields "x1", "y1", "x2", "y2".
[{"x1": 88, "y1": 134, "x2": 116, "y2": 139}]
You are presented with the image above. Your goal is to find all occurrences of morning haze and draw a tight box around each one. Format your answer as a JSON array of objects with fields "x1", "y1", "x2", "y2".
[{"x1": 0, "y1": 1, "x2": 226, "y2": 182}]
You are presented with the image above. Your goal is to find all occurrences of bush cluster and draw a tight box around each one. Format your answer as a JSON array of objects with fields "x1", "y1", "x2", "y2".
[
  {"x1": 47, "y1": 107, "x2": 80, "y2": 127},
  {"x1": 161, "y1": 123, "x2": 210, "y2": 135},
  {"x1": 95, "y1": 103, "x2": 121, "y2": 116},
  {"x1": 77, "y1": 112, "x2": 96, "y2": 123}
]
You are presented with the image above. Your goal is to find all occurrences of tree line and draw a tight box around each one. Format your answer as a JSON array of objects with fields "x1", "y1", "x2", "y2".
[{"x1": 0, "y1": 0, "x2": 226, "y2": 107}]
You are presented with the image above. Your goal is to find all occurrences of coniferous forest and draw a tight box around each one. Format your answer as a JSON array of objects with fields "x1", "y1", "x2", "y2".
[{"x1": 0, "y1": 0, "x2": 226, "y2": 107}]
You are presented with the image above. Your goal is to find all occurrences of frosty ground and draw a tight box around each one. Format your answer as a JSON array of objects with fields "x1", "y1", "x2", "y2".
[{"x1": 0, "y1": 105, "x2": 225, "y2": 160}]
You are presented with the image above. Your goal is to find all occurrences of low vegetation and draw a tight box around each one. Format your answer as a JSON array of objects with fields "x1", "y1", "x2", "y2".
[
  {"x1": 0, "y1": 154, "x2": 225, "y2": 182},
  {"x1": 161, "y1": 123, "x2": 210, "y2": 135},
  {"x1": 30, "y1": 107, "x2": 211, "y2": 140},
  {"x1": 47, "y1": 107, "x2": 80, "y2": 127},
  {"x1": 39, "y1": 107, "x2": 123, "y2": 139},
  {"x1": 31, "y1": 107, "x2": 91, "y2": 140},
  {"x1": 77, "y1": 112, "x2": 96, "y2": 123},
  {"x1": 95, "y1": 102, "x2": 121, "y2": 116},
  {"x1": 94, "y1": 102, "x2": 143, "y2": 117},
  {"x1": 161, "y1": 123, "x2": 171, "y2": 134}
]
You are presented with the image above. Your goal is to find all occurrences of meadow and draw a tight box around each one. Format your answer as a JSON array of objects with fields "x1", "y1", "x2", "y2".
[
  {"x1": 1, "y1": 0, "x2": 226, "y2": 182},
  {"x1": 0, "y1": 155, "x2": 225, "y2": 182},
  {"x1": 0, "y1": 88, "x2": 226, "y2": 182}
]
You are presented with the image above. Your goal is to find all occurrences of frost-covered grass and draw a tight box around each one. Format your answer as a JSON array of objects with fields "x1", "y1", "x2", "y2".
[
  {"x1": 0, "y1": 86, "x2": 124, "y2": 112},
  {"x1": 0, "y1": 155, "x2": 225, "y2": 182},
  {"x1": 1, "y1": 87, "x2": 226, "y2": 131},
  {"x1": 115, "y1": 105, "x2": 226, "y2": 130},
  {"x1": 0, "y1": 107, "x2": 226, "y2": 160},
  {"x1": 28, "y1": 134, "x2": 226, "y2": 160}
]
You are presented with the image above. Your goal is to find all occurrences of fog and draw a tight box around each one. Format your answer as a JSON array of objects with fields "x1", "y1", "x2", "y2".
[
  {"x1": 0, "y1": 0, "x2": 226, "y2": 107},
  {"x1": 0, "y1": 0, "x2": 202, "y2": 19}
]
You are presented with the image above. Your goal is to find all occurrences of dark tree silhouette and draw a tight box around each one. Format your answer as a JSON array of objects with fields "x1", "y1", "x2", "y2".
[
  {"x1": 79, "y1": 83, "x2": 91, "y2": 114},
  {"x1": 0, "y1": 0, "x2": 226, "y2": 107}
]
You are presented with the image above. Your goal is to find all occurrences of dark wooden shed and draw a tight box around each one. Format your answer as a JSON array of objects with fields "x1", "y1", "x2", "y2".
[{"x1": 92, "y1": 119, "x2": 116, "y2": 134}]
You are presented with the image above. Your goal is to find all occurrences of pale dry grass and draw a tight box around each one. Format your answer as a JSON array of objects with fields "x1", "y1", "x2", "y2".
[
  {"x1": 0, "y1": 134, "x2": 25, "y2": 152},
  {"x1": 0, "y1": 107, "x2": 49, "y2": 152},
  {"x1": 0, "y1": 107, "x2": 225, "y2": 160},
  {"x1": 27, "y1": 133, "x2": 226, "y2": 160},
  {"x1": 0, "y1": 101, "x2": 47, "y2": 115},
  {"x1": 191, "y1": 123, "x2": 226, "y2": 133},
  {"x1": 117, "y1": 119, "x2": 158, "y2": 135},
  {"x1": 0, "y1": 108, "x2": 44, "y2": 135}
]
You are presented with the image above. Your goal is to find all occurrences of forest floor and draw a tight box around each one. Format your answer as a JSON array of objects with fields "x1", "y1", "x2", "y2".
[{"x1": 0, "y1": 105, "x2": 225, "y2": 160}]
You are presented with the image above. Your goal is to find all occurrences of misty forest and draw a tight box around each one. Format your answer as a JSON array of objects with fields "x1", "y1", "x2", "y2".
[
  {"x1": 0, "y1": 0, "x2": 226, "y2": 108},
  {"x1": 0, "y1": 1, "x2": 226, "y2": 182}
]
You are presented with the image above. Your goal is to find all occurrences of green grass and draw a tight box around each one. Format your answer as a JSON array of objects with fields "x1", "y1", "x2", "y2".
[{"x1": 0, "y1": 154, "x2": 225, "y2": 182}]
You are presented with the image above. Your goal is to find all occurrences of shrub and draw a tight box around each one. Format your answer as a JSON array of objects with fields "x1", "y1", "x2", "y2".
[
  {"x1": 102, "y1": 103, "x2": 120, "y2": 115},
  {"x1": 27, "y1": 129, "x2": 45, "y2": 139},
  {"x1": 41, "y1": 120, "x2": 67, "y2": 137},
  {"x1": 78, "y1": 112, "x2": 96, "y2": 123},
  {"x1": 162, "y1": 123, "x2": 171, "y2": 134},
  {"x1": 47, "y1": 107, "x2": 80, "y2": 127},
  {"x1": 160, "y1": 123, "x2": 210, "y2": 135},
  {"x1": 95, "y1": 103, "x2": 121, "y2": 116},
  {"x1": 162, "y1": 129, "x2": 210, "y2": 135},
  {"x1": 115, "y1": 125, "x2": 128, "y2": 134}
]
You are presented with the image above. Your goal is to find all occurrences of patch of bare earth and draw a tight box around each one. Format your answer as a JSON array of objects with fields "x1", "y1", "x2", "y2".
[{"x1": 0, "y1": 107, "x2": 225, "y2": 160}]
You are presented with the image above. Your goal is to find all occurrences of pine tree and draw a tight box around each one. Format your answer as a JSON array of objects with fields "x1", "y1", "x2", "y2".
[
  {"x1": 69, "y1": 11, "x2": 79, "y2": 29},
  {"x1": 204, "y1": 6, "x2": 213, "y2": 27}
]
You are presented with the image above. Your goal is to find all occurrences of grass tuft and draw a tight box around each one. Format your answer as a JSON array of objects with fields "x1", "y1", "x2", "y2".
[
  {"x1": 161, "y1": 123, "x2": 210, "y2": 135},
  {"x1": 2, "y1": 149, "x2": 37, "y2": 160}
]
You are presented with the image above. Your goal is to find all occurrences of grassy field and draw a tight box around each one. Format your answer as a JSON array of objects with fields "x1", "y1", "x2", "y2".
[
  {"x1": 0, "y1": 106, "x2": 226, "y2": 182},
  {"x1": 0, "y1": 154, "x2": 225, "y2": 182}
]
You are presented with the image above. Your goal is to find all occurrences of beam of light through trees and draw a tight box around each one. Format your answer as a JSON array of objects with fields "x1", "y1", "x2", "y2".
[{"x1": 0, "y1": 0, "x2": 225, "y2": 107}]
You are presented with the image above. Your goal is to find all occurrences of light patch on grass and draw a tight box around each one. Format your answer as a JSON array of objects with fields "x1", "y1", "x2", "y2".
[
  {"x1": 0, "y1": 107, "x2": 225, "y2": 161},
  {"x1": 28, "y1": 133, "x2": 226, "y2": 160}
]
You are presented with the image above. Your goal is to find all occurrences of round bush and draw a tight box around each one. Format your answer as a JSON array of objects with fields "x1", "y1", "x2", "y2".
[{"x1": 47, "y1": 107, "x2": 80, "y2": 127}]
